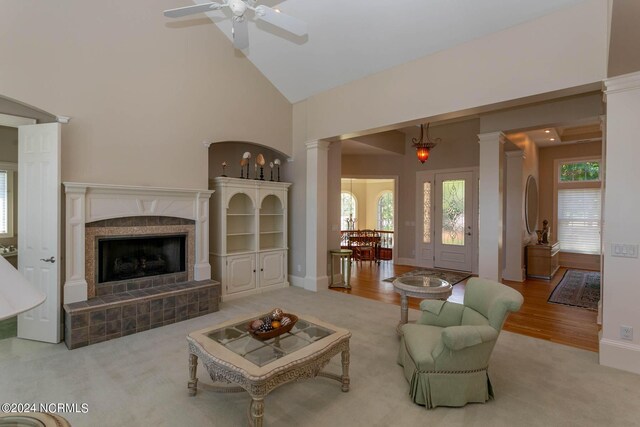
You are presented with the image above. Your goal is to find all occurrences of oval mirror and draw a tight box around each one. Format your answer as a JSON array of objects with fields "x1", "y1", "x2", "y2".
[{"x1": 525, "y1": 175, "x2": 538, "y2": 234}]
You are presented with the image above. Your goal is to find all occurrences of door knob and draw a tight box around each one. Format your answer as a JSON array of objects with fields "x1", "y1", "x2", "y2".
[{"x1": 41, "y1": 256, "x2": 56, "y2": 263}]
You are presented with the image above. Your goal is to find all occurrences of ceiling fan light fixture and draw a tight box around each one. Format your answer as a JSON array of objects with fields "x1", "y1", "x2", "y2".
[
  {"x1": 164, "y1": 1, "x2": 308, "y2": 49},
  {"x1": 229, "y1": 0, "x2": 247, "y2": 16}
]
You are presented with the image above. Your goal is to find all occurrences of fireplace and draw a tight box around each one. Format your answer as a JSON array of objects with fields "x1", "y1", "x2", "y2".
[
  {"x1": 62, "y1": 183, "x2": 220, "y2": 349},
  {"x1": 84, "y1": 216, "x2": 196, "y2": 298},
  {"x1": 98, "y1": 234, "x2": 187, "y2": 283}
]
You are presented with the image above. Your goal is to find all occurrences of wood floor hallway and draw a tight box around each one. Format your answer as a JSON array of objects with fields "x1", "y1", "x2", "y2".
[{"x1": 329, "y1": 262, "x2": 599, "y2": 352}]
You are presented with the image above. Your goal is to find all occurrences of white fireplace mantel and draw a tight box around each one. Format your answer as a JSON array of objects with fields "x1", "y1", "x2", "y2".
[{"x1": 63, "y1": 182, "x2": 214, "y2": 304}]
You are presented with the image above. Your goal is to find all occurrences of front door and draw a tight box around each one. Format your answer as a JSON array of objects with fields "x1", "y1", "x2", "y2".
[
  {"x1": 434, "y1": 172, "x2": 473, "y2": 272},
  {"x1": 17, "y1": 123, "x2": 61, "y2": 343}
]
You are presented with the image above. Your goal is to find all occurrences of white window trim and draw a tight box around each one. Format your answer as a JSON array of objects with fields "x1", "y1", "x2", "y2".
[
  {"x1": 0, "y1": 161, "x2": 17, "y2": 239},
  {"x1": 553, "y1": 156, "x2": 602, "y2": 254}
]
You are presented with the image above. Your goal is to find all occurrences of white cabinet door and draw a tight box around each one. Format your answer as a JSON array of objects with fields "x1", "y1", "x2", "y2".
[
  {"x1": 259, "y1": 251, "x2": 285, "y2": 288},
  {"x1": 17, "y1": 123, "x2": 61, "y2": 343},
  {"x1": 225, "y1": 254, "x2": 256, "y2": 294}
]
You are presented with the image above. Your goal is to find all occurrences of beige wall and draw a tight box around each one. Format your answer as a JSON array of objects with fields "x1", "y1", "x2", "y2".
[
  {"x1": 339, "y1": 179, "x2": 394, "y2": 230},
  {"x1": 538, "y1": 141, "x2": 602, "y2": 270},
  {"x1": 0, "y1": 126, "x2": 18, "y2": 163},
  {"x1": 294, "y1": 0, "x2": 607, "y2": 143},
  {"x1": 0, "y1": 97, "x2": 56, "y2": 124},
  {"x1": 538, "y1": 141, "x2": 602, "y2": 237},
  {"x1": 340, "y1": 180, "x2": 368, "y2": 228},
  {"x1": 342, "y1": 119, "x2": 481, "y2": 260},
  {"x1": 0, "y1": 126, "x2": 18, "y2": 247},
  {"x1": 207, "y1": 142, "x2": 286, "y2": 181},
  {"x1": 365, "y1": 182, "x2": 394, "y2": 230},
  {"x1": 608, "y1": 0, "x2": 640, "y2": 77},
  {"x1": 509, "y1": 135, "x2": 539, "y2": 242},
  {"x1": 292, "y1": 0, "x2": 606, "y2": 276},
  {"x1": 0, "y1": 0, "x2": 292, "y2": 190}
]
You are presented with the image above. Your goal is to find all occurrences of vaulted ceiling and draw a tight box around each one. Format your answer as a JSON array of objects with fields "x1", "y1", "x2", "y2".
[{"x1": 185, "y1": 0, "x2": 587, "y2": 103}]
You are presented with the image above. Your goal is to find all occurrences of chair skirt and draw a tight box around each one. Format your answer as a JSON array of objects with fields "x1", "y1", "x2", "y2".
[{"x1": 397, "y1": 336, "x2": 493, "y2": 409}]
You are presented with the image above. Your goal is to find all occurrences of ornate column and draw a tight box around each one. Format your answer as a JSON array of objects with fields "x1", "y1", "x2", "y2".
[
  {"x1": 503, "y1": 150, "x2": 525, "y2": 282},
  {"x1": 63, "y1": 185, "x2": 88, "y2": 304},
  {"x1": 304, "y1": 140, "x2": 331, "y2": 291},
  {"x1": 600, "y1": 71, "x2": 640, "y2": 374},
  {"x1": 194, "y1": 192, "x2": 212, "y2": 281},
  {"x1": 477, "y1": 131, "x2": 506, "y2": 281}
]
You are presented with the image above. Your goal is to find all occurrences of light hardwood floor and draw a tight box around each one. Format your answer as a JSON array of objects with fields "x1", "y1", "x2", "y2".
[{"x1": 330, "y1": 262, "x2": 599, "y2": 352}]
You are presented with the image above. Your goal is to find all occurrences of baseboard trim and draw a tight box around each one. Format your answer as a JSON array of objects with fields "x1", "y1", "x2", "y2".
[
  {"x1": 599, "y1": 338, "x2": 640, "y2": 375},
  {"x1": 502, "y1": 268, "x2": 525, "y2": 282},
  {"x1": 303, "y1": 275, "x2": 329, "y2": 292},
  {"x1": 396, "y1": 257, "x2": 417, "y2": 267},
  {"x1": 289, "y1": 275, "x2": 305, "y2": 289}
]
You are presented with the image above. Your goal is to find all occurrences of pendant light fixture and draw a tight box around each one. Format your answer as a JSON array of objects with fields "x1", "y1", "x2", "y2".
[{"x1": 412, "y1": 123, "x2": 440, "y2": 164}]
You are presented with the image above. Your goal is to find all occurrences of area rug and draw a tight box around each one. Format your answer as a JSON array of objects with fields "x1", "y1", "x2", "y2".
[
  {"x1": 382, "y1": 268, "x2": 471, "y2": 285},
  {"x1": 548, "y1": 269, "x2": 600, "y2": 310}
]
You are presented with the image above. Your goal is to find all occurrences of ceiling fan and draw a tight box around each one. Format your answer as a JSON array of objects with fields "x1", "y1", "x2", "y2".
[{"x1": 164, "y1": 0, "x2": 308, "y2": 50}]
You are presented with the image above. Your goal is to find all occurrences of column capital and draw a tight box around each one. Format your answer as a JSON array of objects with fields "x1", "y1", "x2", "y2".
[
  {"x1": 604, "y1": 70, "x2": 640, "y2": 95},
  {"x1": 305, "y1": 140, "x2": 331, "y2": 151},
  {"x1": 505, "y1": 150, "x2": 525, "y2": 159},
  {"x1": 477, "y1": 131, "x2": 506, "y2": 144}
]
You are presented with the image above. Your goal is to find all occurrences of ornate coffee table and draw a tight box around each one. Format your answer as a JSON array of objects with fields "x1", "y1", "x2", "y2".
[
  {"x1": 392, "y1": 276, "x2": 452, "y2": 333},
  {"x1": 187, "y1": 313, "x2": 351, "y2": 426}
]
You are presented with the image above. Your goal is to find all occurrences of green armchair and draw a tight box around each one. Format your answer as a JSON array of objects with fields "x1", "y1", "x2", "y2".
[{"x1": 397, "y1": 277, "x2": 523, "y2": 409}]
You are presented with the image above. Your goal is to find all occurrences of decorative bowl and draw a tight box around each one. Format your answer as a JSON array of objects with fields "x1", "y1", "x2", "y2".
[{"x1": 248, "y1": 313, "x2": 298, "y2": 340}]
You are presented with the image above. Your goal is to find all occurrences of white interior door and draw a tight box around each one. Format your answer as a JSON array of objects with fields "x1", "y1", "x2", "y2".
[
  {"x1": 17, "y1": 123, "x2": 61, "y2": 343},
  {"x1": 434, "y1": 172, "x2": 473, "y2": 272}
]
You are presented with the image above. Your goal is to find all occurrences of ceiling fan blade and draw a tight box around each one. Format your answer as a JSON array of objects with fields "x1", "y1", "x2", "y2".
[
  {"x1": 254, "y1": 5, "x2": 307, "y2": 37},
  {"x1": 232, "y1": 18, "x2": 249, "y2": 50},
  {"x1": 164, "y1": 2, "x2": 224, "y2": 18}
]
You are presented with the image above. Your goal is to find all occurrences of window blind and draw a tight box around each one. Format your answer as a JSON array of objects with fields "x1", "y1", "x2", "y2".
[
  {"x1": 557, "y1": 188, "x2": 601, "y2": 254},
  {"x1": 0, "y1": 170, "x2": 7, "y2": 234}
]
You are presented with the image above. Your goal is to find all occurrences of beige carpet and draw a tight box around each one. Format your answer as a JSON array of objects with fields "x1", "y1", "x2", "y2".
[{"x1": 1, "y1": 287, "x2": 639, "y2": 426}]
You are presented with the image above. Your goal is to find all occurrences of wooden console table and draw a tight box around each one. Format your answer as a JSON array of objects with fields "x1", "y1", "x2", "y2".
[{"x1": 526, "y1": 242, "x2": 560, "y2": 279}]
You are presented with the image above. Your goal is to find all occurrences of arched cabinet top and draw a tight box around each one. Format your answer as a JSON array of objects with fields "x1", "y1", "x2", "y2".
[
  {"x1": 259, "y1": 192, "x2": 285, "y2": 209},
  {"x1": 225, "y1": 190, "x2": 257, "y2": 211}
]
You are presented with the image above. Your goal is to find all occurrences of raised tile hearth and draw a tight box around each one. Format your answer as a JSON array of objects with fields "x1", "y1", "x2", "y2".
[{"x1": 64, "y1": 280, "x2": 220, "y2": 349}]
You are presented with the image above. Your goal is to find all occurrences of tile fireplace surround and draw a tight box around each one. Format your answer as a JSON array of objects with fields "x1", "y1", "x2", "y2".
[{"x1": 62, "y1": 183, "x2": 221, "y2": 349}]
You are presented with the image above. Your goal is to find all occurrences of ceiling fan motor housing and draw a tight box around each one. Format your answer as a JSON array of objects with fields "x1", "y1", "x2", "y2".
[{"x1": 229, "y1": 0, "x2": 248, "y2": 16}]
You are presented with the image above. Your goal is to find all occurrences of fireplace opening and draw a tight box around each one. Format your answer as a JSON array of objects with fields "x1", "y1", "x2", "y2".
[{"x1": 98, "y1": 234, "x2": 186, "y2": 283}]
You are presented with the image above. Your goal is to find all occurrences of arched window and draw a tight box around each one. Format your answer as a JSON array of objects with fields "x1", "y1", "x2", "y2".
[
  {"x1": 377, "y1": 191, "x2": 394, "y2": 231},
  {"x1": 341, "y1": 192, "x2": 357, "y2": 230}
]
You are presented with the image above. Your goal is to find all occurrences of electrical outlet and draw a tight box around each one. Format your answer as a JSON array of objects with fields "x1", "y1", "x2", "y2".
[
  {"x1": 296, "y1": 264, "x2": 301, "y2": 272},
  {"x1": 620, "y1": 325, "x2": 633, "y2": 341}
]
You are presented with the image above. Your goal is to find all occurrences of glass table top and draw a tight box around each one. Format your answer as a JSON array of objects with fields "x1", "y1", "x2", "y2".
[
  {"x1": 394, "y1": 276, "x2": 450, "y2": 289},
  {"x1": 206, "y1": 317, "x2": 335, "y2": 367}
]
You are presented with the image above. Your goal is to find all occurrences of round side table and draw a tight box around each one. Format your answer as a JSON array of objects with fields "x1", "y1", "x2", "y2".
[
  {"x1": 392, "y1": 275, "x2": 452, "y2": 334},
  {"x1": 329, "y1": 249, "x2": 353, "y2": 289}
]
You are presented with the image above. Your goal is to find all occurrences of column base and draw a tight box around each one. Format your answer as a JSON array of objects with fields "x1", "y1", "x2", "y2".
[{"x1": 64, "y1": 279, "x2": 88, "y2": 304}]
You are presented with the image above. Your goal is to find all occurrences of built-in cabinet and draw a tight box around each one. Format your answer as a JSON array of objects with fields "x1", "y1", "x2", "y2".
[{"x1": 210, "y1": 177, "x2": 291, "y2": 300}]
